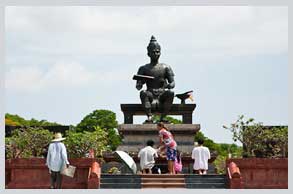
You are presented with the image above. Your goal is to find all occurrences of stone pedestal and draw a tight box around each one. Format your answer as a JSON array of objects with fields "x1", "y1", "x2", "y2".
[
  {"x1": 116, "y1": 124, "x2": 202, "y2": 173},
  {"x1": 117, "y1": 124, "x2": 200, "y2": 153}
]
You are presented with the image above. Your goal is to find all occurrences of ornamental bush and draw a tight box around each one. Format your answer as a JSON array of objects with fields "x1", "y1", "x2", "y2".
[
  {"x1": 64, "y1": 126, "x2": 110, "y2": 158},
  {"x1": 223, "y1": 115, "x2": 288, "y2": 158},
  {"x1": 5, "y1": 127, "x2": 53, "y2": 158}
]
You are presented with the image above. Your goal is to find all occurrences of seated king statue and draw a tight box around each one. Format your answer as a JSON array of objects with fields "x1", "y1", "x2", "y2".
[{"x1": 135, "y1": 36, "x2": 175, "y2": 123}]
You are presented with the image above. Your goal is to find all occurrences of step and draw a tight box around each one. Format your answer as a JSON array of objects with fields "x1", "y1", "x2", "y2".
[
  {"x1": 142, "y1": 178, "x2": 185, "y2": 183},
  {"x1": 184, "y1": 174, "x2": 227, "y2": 189},
  {"x1": 100, "y1": 183, "x2": 141, "y2": 189},
  {"x1": 101, "y1": 176, "x2": 141, "y2": 184},
  {"x1": 185, "y1": 174, "x2": 226, "y2": 178},
  {"x1": 100, "y1": 174, "x2": 141, "y2": 188},
  {"x1": 141, "y1": 174, "x2": 185, "y2": 178},
  {"x1": 185, "y1": 182, "x2": 227, "y2": 189},
  {"x1": 141, "y1": 174, "x2": 186, "y2": 188},
  {"x1": 142, "y1": 182, "x2": 186, "y2": 188},
  {"x1": 101, "y1": 174, "x2": 140, "y2": 178},
  {"x1": 185, "y1": 175, "x2": 226, "y2": 183},
  {"x1": 101, "y1": 174, "x2": 141, "y2": 184},
  {"x1": 185, "y1": 178, "x2": 226, "y2": 183}
]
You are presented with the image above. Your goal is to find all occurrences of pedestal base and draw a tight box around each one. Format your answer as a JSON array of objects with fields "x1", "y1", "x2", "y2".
[{"x1": 117, "y1": 124, "x2": 200, "y2": 153}]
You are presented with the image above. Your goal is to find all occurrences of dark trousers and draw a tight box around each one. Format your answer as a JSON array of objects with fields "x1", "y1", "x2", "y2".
[{"x1": 50, "y1": 171, "x2": 62, "y2": 189}]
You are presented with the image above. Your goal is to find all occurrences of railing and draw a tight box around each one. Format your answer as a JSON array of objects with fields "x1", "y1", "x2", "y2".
[{"x1": 227, "y1": 161, "x2": 243, "y2": 189}]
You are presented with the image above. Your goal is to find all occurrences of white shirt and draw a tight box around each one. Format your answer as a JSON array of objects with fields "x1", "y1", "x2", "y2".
[
  {"x1": 46, "y1": 142, "x2": 70, "y2": 172},
  {"x1": 191, "y1": 146, "x2": 211, "y2": 170},
  {"x1": 138, "y1": 146, "x2": 158, "y2": 170}
]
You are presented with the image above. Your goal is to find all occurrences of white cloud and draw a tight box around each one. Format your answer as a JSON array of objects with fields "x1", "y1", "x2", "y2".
[
  {"x1": 5, "y1": 65, "x2": 43, "y2": 91},
  {"x1": 5, "y1": 61, "x2": 131, "y2": 92},
  {"x1": 42, "y1": 62, "x2": 95, "y2": 88},
  {"x1": 5, "y1": 62, "x2": 94, "y2": 92},
  {"x1": 6, "y1": 6, "x2": 288, "y2": 58}
]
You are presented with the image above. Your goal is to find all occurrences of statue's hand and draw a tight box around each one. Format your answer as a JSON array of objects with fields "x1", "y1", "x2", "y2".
[
  {"x1": 136, "y1": 83, "x2": 143, "y2": 90},
  {"x1": 166, "y1": 82, "x2": 175, "y2": 89},
  {"x1": 166, "y1": 84, "x2": 172, "y2": 89}
]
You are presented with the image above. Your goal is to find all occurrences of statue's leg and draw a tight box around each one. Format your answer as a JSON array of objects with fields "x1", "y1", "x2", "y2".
[
  {"x1": 159, "y1": 90, "x2": 174, "y2": 121},
  {"x1": 140, "y1": 90, "x2": 153, "y2": 120}
]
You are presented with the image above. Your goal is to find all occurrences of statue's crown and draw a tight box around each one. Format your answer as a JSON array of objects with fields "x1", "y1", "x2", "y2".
[
  {"x1": 147, "y1": 35, "x2": 160, "y2": 50},
  {"x1": 150, "y1": 36, "x2": 157, "y2": 43}
]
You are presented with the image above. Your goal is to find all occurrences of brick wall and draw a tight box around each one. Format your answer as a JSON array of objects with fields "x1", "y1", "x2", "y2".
[{"x1": 226, "y1": 158, "x2": 288, "y2": 189}]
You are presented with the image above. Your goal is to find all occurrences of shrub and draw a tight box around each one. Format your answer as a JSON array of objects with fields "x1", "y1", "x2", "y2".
[
  {"x1": 5, "y1": 127, "x2": 53, "y2": 158},
  {"x1": 64, "y1": 126, "x2": 110, "y2": 158},
  {"x1": 213, "y1": 155, "x2": 226, "y2": 174},
  {"x1": 152, "y1": 115, "x2": 182, "y2": 124},
  {"x1": 223, "y1": 115, "x2": 288, "y2": 158}
]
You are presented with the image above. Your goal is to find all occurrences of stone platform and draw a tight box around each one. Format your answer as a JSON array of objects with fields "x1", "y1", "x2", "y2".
[
  {"x1": 121, "y1": 104, "x2": 196, "y2": 124},
  {"x1": 117, "y1": 124, "x2": 200, "y2": 153},
  {"x1": 114, "y1": 123, "x2": 204, "y2": 173}
]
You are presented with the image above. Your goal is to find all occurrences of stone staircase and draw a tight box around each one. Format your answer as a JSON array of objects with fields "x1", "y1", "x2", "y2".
[
  {"x1": 100, "y1": 174, "x2": 227, "y2": 189},
  {"x1": 141, "y1": 174, "x2": 185, "y2": 188},
  {"x1": 100, "y1": 174, "x2": 141, "y2": 189},
  {"x1": 185, "y1": 174, "x2": 227, "y2": 189}
]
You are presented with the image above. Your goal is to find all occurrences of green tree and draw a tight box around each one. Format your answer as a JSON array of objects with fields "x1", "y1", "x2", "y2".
[
  {"x1": 194, "y1": 131, "x2": 206, "y2": 142},
  {"x1": 76, "y1": 110, "x2": 118, "y2": 132},
  {"x1": 5, "y1": 118, "x2": 20, "y2": 126},
  {"x1": 5, "y1": 113, "x2": 29, "y2": 126},
  {"x1": 75, "y1": 109, "x2": 121, "y2": 151},
  {"x1": 194, "y1": 131, "x2": 220, "y2": 152},
  {"x1": 108, "y1": 128, "x2": 122, "y2": 151},
  {"x1": 5, "y1": 113, "x2": 61, "y2": 126}
]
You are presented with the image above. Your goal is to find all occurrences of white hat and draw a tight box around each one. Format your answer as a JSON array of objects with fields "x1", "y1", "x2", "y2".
[{"x1": 52, "y1": 133, "x2": 66, "y2": 142}]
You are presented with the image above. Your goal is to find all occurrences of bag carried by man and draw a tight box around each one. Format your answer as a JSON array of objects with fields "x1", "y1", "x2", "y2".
[{"x1": 61, "y1": 165, "x2": 76, "y2": 178}]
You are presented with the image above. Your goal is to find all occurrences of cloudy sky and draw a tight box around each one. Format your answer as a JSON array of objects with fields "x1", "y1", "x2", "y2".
[{"x1": 5, "y1": 6, "x2": 288, "y2": 144}]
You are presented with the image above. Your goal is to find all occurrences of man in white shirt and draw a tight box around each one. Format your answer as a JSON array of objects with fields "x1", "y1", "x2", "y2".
[
  {"x1": 46, "y1": 133, "x2": 70, "y2": 189},
  {"x1": 138, "y1": 140, "x2": 158, "y2": 174},
  {"x1": 191, "y1": 139, "x2": 211, "y2": 175}
]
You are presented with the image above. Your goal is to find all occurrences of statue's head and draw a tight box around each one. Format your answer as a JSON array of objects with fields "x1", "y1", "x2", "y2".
[{"x1": 147, "y1": 36, "x2": 161, "y2": 61}]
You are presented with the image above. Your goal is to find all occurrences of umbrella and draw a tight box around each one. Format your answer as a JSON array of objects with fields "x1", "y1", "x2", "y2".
[{"x1": 114, "y1": 151, "x2": 137, "y2": 174}]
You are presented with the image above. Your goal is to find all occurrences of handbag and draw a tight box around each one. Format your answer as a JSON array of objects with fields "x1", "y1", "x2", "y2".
[
  {"x1": 61, "y1": 165, "x2": 76, "y2": 178},
  {"x1": 174, "y1": 158, "x2": 182, "y2": 172}
]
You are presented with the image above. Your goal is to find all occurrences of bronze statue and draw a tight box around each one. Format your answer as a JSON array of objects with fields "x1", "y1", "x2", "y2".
[{"x1": 134, "y1": 36, "x2": 175, "y2": 123}]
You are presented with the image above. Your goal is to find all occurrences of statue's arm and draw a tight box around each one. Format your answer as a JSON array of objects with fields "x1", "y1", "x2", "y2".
[
  {"x1": 167, "y1": 76, "x2": 175, "y2": 89},
  {"x1": 166, "y1": 66, "x2": 175, "y2": 89},
  {"x1": 136, "y1": 66, "x2": 145, "y2": 90}
]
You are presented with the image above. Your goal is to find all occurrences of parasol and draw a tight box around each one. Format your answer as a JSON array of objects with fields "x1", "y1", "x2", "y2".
[{"x1": 114, "y1": 151, "x2": 137, "y2": 174}]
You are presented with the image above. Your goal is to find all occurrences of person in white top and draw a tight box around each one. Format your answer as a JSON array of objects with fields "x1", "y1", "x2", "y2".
[
  {"x1": 191, "y1": 139, "x2": 211, "y2": 175},
  {"x1": 46, "y1": 133, "x2": 70, "y2": 189},
  {"x1": 138, "y1": 140, "x2": 158, "y2": 174}
]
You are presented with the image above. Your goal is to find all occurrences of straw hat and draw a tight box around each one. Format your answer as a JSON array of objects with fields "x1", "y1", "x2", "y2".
[{"x1": 52, "y1": 133, "x2": 66, "y2": 142}]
